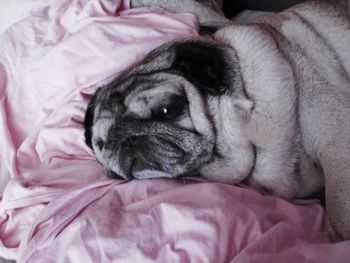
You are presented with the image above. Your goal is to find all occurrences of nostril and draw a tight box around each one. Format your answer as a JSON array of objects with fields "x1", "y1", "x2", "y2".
[{"x1": 96, "y1": 140, "x2": 105, "y2": 151}]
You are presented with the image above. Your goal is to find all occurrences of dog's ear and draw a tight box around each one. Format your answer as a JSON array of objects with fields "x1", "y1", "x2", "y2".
[
  {"x1": 84, "y1": 90, "x2": 100, "y2": 149},
  {"x1": 171, "y1": 40, "x2": 232, "y2": 96}
]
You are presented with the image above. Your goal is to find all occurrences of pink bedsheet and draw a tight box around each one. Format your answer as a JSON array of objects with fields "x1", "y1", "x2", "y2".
[{"x1": 0, "y1": 0, "x2": 349, "y2": 262}]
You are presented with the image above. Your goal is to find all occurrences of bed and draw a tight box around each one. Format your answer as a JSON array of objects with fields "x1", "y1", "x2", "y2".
[{"x1": 1, "y1": 0, "x2": 350, "y2": 262}]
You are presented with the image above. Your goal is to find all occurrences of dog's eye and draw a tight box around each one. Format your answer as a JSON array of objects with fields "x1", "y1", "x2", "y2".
[
  {"x1": 157, "y1": 106, "x2": 176, "y2": 119},
  {"x1": 153, "y1": 106, "x2": 173, "y2": 120},
  {"x1": 152, "y1": 96, "x2": 186, "y2": 121},
  {"x1": 160, "y1": 106, "x2": 168, "y2": 115},
  {"x1": 96, "y1": 140, "x2": 105, "y2": 151}
]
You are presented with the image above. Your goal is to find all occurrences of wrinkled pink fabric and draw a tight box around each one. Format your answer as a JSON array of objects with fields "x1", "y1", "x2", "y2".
[{"x1": 0, "y1": 0, "x2": 350, "y2": 262}]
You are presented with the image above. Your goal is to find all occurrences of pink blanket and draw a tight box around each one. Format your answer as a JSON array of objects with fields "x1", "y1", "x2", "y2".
[{"x1": 0, "y1": 0, "x2": 349, "y2": 262}]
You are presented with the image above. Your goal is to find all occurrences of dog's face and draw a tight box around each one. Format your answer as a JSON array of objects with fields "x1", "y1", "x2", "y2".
[{"x1": 84, "y1": 39, "x2": 235, "y2": 179}]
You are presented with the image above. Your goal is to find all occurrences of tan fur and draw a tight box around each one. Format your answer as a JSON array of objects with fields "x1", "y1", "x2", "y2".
[
  {"x1": 101, "y1": 0, "x2": 350, "y2": 239},
  {"x1": 202, "y1": 1, "x2": 350, "y2": 239}
]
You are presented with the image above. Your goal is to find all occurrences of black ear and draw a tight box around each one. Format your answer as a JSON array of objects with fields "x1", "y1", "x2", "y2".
[
  {"x1": 84, "y1": 90, "x2": 100, "y2": 149},
  {"x1": 171, "y1": 40, "x2": 232, "y2": 95}
]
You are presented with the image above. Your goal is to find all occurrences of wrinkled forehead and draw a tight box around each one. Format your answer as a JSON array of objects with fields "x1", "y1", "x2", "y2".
[{"x1": 94, "y1": 72, "x2": 187, "y2": 119}]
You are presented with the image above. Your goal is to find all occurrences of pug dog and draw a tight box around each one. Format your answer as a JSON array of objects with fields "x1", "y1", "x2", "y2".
[{"x1": 84, "y1": 1, "x2": 350, "y2": 239}]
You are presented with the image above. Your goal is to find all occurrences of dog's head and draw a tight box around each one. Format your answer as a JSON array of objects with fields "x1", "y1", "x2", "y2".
[{"x1": 84, "y1": 39, "x2": 236, "y2": 179}]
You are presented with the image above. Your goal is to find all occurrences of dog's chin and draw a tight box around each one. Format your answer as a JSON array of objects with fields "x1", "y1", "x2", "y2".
[
  {"x1": 106, "y1": 162, "x2": 175, "y2": 180},
  {"x1": 114, "y1": 153, "x2": 177, "y2": 180},
  {"x1": 130, "y1": 161, "x2": 176, "y2": 179},
  {"x1": 105, "y1": 156, "x2": 195, "y2": 180}
]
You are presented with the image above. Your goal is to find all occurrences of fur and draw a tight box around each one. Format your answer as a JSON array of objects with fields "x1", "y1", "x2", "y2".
[{"x1": 85, "y1": 1, "x2": 350, "y2": 239}]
